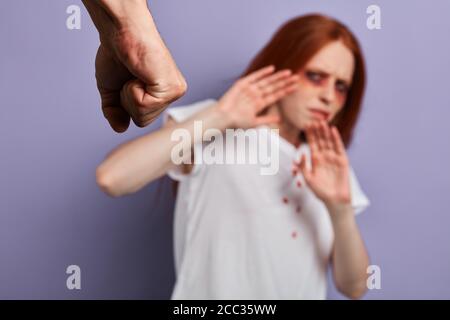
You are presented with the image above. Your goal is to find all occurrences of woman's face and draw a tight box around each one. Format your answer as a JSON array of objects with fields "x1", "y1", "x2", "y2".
[{"x1": 278, "y1": 40, "x2": 355, "y2": 131}]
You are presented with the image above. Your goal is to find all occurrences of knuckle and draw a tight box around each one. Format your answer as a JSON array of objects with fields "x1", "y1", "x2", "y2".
[
  {"x1": 170, "y1": 81, "x2": 188, "y2": 99},
  {"x1": 160, "y1": 80, "x2": 188, "y2": 104},
  {"x1": 131, "y1": 94, "x2": 146, "y2": 110},
  {"x1": 132, "y1": 115, "x2": 150, "y2": 128}
]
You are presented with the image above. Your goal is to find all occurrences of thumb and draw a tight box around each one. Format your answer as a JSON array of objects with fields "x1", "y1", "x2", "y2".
[
  {"x1": 100, "y1": 91, "x2": 131, "y2": 133},
  {"x1": 299, "y1": 154, "x2": 311, "y2": 183},
  {"x1": 103, "y1": 105, "x2": 131, "y2": 133}
]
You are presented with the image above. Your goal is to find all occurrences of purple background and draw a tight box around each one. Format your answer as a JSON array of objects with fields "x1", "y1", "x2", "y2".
[{"x1": 1, "y1": 0, "x2": 449, "y2": 299}]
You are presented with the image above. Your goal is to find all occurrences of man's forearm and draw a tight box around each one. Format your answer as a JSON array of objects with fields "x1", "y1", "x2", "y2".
[
  {"x1": 82, "y1": 0, "x2": 158, "y2": 37},
  {"x1": 95, "y1": 0, "x2": 153, "y2": 29},
  {"x1": 82, "y1": 0, "x2": 187, "y2": 132}
]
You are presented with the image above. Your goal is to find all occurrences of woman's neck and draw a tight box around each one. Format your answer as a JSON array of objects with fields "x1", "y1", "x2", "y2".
[{"x1": 265, "y1": 105, "x2": 304, "y2": 148}]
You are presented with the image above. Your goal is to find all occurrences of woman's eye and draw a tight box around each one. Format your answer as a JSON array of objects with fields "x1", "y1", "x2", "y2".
[
  {"x1": 306, "y1": 71, "x2": 322, "y2": 83},
  {"x1": 336, "y1": 82, "x2": 349, "y2": 94}
]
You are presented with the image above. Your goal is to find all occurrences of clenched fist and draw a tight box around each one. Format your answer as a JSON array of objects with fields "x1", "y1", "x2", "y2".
[{"x1": 83, "y1": 0, "x2": 187, "y2": 132}]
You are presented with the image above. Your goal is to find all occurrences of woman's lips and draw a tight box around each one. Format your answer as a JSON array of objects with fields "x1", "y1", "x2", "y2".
[{"x1": 308, "y1": 108, "x2": 330, "y2": 121}]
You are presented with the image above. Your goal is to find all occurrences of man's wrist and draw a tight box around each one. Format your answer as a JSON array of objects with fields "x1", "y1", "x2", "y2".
[{"x1": 97, "y1": 0, "x2": 149, "y2": 26}]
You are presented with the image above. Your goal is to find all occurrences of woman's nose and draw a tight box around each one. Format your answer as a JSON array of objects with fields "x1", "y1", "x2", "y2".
[{"x1": 319, "y1": 82, "x2": 336, "y2": 106}]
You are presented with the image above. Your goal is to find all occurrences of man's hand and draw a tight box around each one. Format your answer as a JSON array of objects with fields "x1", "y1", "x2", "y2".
[{"x1": 83, "y1": 0, "x2": 187, "y2": 132}]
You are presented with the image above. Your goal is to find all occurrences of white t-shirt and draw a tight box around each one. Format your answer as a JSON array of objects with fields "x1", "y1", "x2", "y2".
[{"x1": 163, "y1": 99, "x2": 370, "y2": 300}]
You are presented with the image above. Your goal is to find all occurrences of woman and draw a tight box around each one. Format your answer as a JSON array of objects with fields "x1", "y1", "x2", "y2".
[{"x1": 96, "y1": 14, "x2": 371, "y2": 300}]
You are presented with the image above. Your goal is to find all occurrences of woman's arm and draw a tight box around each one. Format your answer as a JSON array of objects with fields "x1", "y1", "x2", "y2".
[
  {"x1": 96, "y1": 66, "x2": 299, "y2": 197},
  {"x1": 327, "y1": 203, "x2": 370, "y2": 299},
  {"x1": 297, "y1": 120, "x2": 369, "y2": 299},
  {"x1": 96, "y1": 103, "x2": 229, "y2": 197}
]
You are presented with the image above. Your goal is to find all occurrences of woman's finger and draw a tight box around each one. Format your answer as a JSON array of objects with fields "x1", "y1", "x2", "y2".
[
  {"x1": 259, "y1": 74, "x2": 299, "y2": 98},
  {"x1": 243, "y1": 65, "x2": 276, "y2": 84},
  {"x1": 306, "y1": 123, "x2": 319, "y2": 163},
  {"x1": 331, "y1": 126, "x2": 345, "y2": 155},
  {"x1": 257, "y1": 77, "x2": 299, "y2": 110},
  {"x1": 313, "y1": 121, "x2": 325, "y2": 152},
  {"x1": 320, "y1": 121, "x2": 333, "y2": 150},
  {"x1": 253, "y1": 69, "x2": 292, "y2": 91},
  {"x1": 299, "y1": 154, "x2": 311, "y2": 183}
]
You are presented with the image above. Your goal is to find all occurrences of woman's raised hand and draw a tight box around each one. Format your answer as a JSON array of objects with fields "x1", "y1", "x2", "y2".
[
  {"x1": 297, "y1": 121, "x2": 352, "y2": 208},
  {"x1": 216, "y1": 65, "x2": 299, "y2": 129}
]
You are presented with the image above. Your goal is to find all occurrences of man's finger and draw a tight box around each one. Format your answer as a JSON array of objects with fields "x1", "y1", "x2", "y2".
[
  {"x1": 121, "y1": 79, "x2": 169, "y2": 127},
  {"x1": 100, "y1": 90, "x2": 131, "y2": 133},
  {"x1": 102, "y1": 105, "x2": 131, "y2": 133}
]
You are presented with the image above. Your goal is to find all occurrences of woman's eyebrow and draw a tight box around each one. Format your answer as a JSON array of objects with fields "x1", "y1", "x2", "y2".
[
  {"x1": 309, "y1": 68, "x2": 351, "y2": 86},
  {"x1": 337, "y1": 78, "x2": 351, "y2": 87}
]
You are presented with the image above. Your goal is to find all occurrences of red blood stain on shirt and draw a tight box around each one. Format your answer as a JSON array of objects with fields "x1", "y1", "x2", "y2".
[
  {"x1": 296, "y1": 206, "x2": 301, "y2": 214},
  {"x1": 291, "y1": 231, "x2": 298, "y2": 239},
  {"x1": 292, "y1": 169, "x2": 297, "y2": 177},
  {"x1": 296, "y1": 180, "x2": 302, "y2": 188},
  {"x1": 282, "y1": 197, "x2": 289, "y2": 204}
]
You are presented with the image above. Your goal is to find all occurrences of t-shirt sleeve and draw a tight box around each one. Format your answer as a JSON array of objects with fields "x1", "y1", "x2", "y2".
[
  {"x1": 348, "y1": 165, "x2": 370, "y2": 215},
  {"x1": 162, "y1": 99, "x2": 217, "y2": 181}
]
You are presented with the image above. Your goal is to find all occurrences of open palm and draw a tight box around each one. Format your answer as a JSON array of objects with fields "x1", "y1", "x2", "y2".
[
  {"x1": 298, "y1": 121, "x2": 351, "y2": 206},
  {"x1": 217, "y1": 65, "x2": 300, "y2": 129}
]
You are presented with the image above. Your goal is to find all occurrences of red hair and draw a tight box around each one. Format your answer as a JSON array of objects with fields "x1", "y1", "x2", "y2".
[{"x1": 241, "y1": 14, "x2": 366, "y2": 147}]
